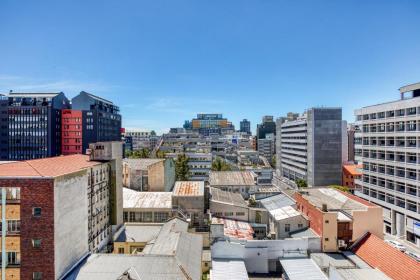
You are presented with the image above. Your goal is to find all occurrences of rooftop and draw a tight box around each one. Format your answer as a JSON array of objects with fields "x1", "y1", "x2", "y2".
[
  {"x1": 211, "y1": 259, "x2": 248, "y2": 280},
  {"x1": 173, "y1": 181, "x2": 204, "y2": 196},
  {"x1": 212, "y1": 217, "x2": 254, "y2": 240},
  {"x1": 210, "y1": 187, "x2": 247, "y2": 207},
  {"x1": 343, "y1": 164, "x2": 362, "y2": 176},
  {"x1": 310, "y1": 253, "x2": 355, "y2": 270},
  {"x1": 123, "y1": 188, "x2": 172, "y2": 209},
  {"x1": 7, "y1": 92, "x2": 62, "y2": 98},
  {"x1": 209, "y1": 171, "x2": 256, "y2": 186},
  {"x1": 115, "y1": 224, "x2": 162, "y2": 243},
  {"x1": 260, "y1": 193, "x2": 295, "y2": 211},
  {"x1": 269, "y1": 206, "x2": 302, "y2": 221},
  {"x1": 0, "y1": 154, "x2": 101, "y2": 178},
  {"x1": 289, "y1": 228, "x2": 319, "y2": 239},
  {"x1": 351, "y1": 232, "x2": 420, "y2": 280},
  {"x1": 279, "y1": 258, "x2": 327, "y2": 280},
  {"x1": 298, "y1": 188, "x2": 373, "y2": 216},
  {"x1": 332, "y1": 268, "x2": 391, "y2": 280},
  {"x1": 123, "y1": 158, "x2": 165, "y2": 170}
]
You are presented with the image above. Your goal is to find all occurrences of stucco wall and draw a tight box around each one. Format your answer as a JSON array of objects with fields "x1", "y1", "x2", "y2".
[
  {"x1": 54, "y1": 172, "x2": 89, "y2": 279},
  {"x1": 148, "y1": 161, "x2": 165, "y2": 191},
  {"x1": 352, "y1": 207, "x2": 384, "y2": 240},
  {"x1": 322, "y1": 212, "x2": 338, "y2": 252}
]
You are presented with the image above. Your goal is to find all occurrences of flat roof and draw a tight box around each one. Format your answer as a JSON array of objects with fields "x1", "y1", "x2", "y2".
[
  {"x1": 115, "y1": 224, "x2": 162, "y2": 243},
  {"x1": 289, "y1": 228, "x2": 319, "y2": 238},
  {"x1": 300, "y1": 188, "x2": 371, "y2": 216},
  {"x1": 212, "y1": 217, "x2": 254, "y2": 240},
  {"x1": 123, "y1": 188, "x2": 172, "y2": 209},
  {"x1": 280, "y1": 258, "x2": 327, "y2": 280},
  {"x1": 332, "y1": 268, "x2": 391, "y2": 280},
  {"x1": 173, "y1": 181, "x2": 204, "y2": 196},
  {"x1": 209, "y1": 171, "x2": 256, "y2": 186},
  {"x1": 269, "y1": 206, "x2": 302, "y2": 221},
  {"x1": 310, "y1": 253, "x2": 355, "y2": 270},
  {"x1": 0, "y1": 154, "x2": 102, "y2": 178},
  {"x1": 260, "y1": 193, "x2": 295, "y2": 211},
  {"x1": 211, "y1": 259, "x2": 249, "y2": 280},
  {"x1": 210, "y1": 187, "x2": 247, "y2": 207}
]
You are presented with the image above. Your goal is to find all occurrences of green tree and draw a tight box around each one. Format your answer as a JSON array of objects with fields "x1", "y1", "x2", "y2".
[
  {"x1": 127, "y1": 148, "x2": 150, "y2": 159},
  {"x1": 211, "y1": 157, "x2": 232, "y2": 171},
  {"x1": 331, "y1": 185, "x2": 351, "y2": 193},
  {"x1": 156, "y1": 150, "x2": 166, "y2": 159},
  {"x1": 175, "y1": 153, "x2": 190, "y2": 181},
  {"x1": 296, "y1": 179, "x2": 307, "y2": 189},
  {"x1": 271, "y1": 155, "x2": 276, "y2": 168}
]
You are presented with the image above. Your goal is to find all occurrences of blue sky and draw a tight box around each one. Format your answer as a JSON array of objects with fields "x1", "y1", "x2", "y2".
[{"x1": 1, "y1": 0, "x2": 420, "y2": 134}]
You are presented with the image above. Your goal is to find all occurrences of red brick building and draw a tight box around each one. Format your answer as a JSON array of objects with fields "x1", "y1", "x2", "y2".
[
  {"x1": 0, "y1": 155, "x2": 112, "y2": 279},
  {"x1": 62, "y1": 109, "x2": 83, "y2": 155},
  {"x1": 294, "y1": 188, "x2": 383, "y2": 252},
  {"x1": 342, "y1": 164, "x2": 362, "y2": 191}
]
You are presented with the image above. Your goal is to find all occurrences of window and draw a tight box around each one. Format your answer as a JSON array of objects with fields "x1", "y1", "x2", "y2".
[
  {"x1": 298, "y1": 223, "x2": 303, "y2": 228},
  {"x1": 224, "y1": 212, "x2": 234, "y2": 216},
  {"x1": 325, "y1": 238, "x2": 329, "y2": 242},
  {"x1": 325, "y1": 220, "x2": 329, "y2": 224},
  {"x1": 7, "y1": 220, "x2": 20, "y2": 233},
  {"x1": 118, "y1": 247, "x2": 125, "y2": 254},
  {"x1": 236, "y1": 212, "x2": 245, "y2": 216},
  {"x1": 33, "y1": 207, "x2": 41, "y2": 217},
  {"x1": 285, "y1": 224, "x2": 290, "y2": 232},
  {"x1": 32, "y1": 239, "x2": 42, "y2": 248},
  {"x1": 33, "y1": 272, "x2": 42, "y2": 280},
  {"x1": 7, "y1": 251, "x2": 20, "y2": 265}
]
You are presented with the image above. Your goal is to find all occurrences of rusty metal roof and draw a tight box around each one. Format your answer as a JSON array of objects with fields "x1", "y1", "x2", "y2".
[
  {"x1": 211, "y1": 217, "x2": 254, "y2": 240},
  {"x1": 172, "y1": 181, "x2": 204, "y2": 196},
  {"x1": 209, "y1": 171, "x2": 256, "y2": 186}
]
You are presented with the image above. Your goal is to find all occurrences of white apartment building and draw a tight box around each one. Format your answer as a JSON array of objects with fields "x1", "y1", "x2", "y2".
[{"x1": 354, "y1": 82, "x2": 420, "y2": 247}]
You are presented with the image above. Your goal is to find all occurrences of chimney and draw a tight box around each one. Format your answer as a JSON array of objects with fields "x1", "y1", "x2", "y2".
[{"x1": 322, "y1": 204, "x2": 328, "y2": 212}]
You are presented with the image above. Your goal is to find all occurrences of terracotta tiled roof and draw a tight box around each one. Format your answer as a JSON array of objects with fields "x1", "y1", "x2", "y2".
[
  {"x1": 343, "y1": 164, "x2": 362, "y2": 176},
  {"x1": 352, "y1": 232, "x2": 420, "y2": 280},
  {"x1": 0, "y1": 154, "x2": 102, "y2": 178}
]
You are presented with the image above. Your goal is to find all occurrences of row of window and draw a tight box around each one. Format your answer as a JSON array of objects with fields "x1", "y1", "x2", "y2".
[{"x1": 356, "y1": 107, "x2": 419, "y2": 121}]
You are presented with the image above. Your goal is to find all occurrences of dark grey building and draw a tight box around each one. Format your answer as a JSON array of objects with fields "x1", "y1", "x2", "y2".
[
  {"x1": 256, "y1": 115, "x2": 276, "y2": 139},
  {"x1": 0, "y1": 94, "x2": 8, "y2": 160},
  {"x1": 277, "y1": 108, "x2": 343, "y2": 187},
  {"x1": 239, "y1": 119, "x2": 251, "y2": 135},
  {"x1": 71, "y1": 91, "x2": 122, "y2": 153},
  {"x1": 7, "y1": 92, "x2": 69, "y2": 160}
]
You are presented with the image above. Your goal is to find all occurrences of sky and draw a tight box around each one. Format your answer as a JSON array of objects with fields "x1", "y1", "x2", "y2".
[{"x1": 1, "y1": 0, "x2": 420, "y2": 134}]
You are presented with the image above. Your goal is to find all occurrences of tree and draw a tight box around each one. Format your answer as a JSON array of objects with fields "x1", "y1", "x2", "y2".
[
  {"x1": 127, "y1": 148, "x2": 150, "y2": 159},
  {"x1": 211, "y1": 157, "x2": 232, "y2": 171},
  {"x1": 331, "y1": 185, "x2": 351, "y2": 193},
  {"x1": 296, "y1": 179, "x2": 307, "y2": 189},
  {"x1": 175, "y1": 153, "x2": 190, "y2": 181},
  {"x1": 271, "y1": 155, "x2": 276, "y2": 168},
  {"x1": 156, "y1": 150, "x2": 166, "y2": 159}
]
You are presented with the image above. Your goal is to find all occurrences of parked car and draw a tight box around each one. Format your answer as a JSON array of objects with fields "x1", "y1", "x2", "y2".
[
  {"x1": 385, "y1": 240, "x2": 406, "y2": 252},
  {"x1": 405, "y1": 251, "x2": 420, "y2": 262}
]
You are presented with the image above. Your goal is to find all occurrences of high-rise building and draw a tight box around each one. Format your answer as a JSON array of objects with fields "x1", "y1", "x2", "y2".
[
  {"x1": 0, "y1": 142, "x2": 122, "y2": 280},
  {"x1": 275, "y1": 113, "x2": 299, "y2": 175},
  {"x1": 62, "y1": 91, "x2": 122, "y2": 155},
  {"x1": 277, "y1": 108, "x2": 343, "y2": 187},
  {"x1": 354, "y1": 82, "x2": 420, "y2": 247},
  {"x1": 256, "y1": 115, "x2": 276, "y2": 140},
  {"x1": 7, "y1": 92, "x2": 70, "y2": 160},
  {"x1": 239, "y1": 119, "x2": 251, "y2": 135},
  {"x1": 186, "y1": 113, "x2": 235, "y2": 136},
  {"x1": 0, "y1": 94, "x2": 8, "y2": 160},
  {"x1": 258, "y1": 133, "x2": 275, "y2": 164}
]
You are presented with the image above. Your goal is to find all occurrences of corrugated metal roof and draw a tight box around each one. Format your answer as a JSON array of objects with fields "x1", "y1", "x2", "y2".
[
  {"x1": 280, "y1": 258, "x2": 327, "y2": 280},
  {"x1": 212, "y1": 217, "x2": 254, "y2": 240},
  {"x1": 260, "y1": 194, "x2": 295, "y2": 211},
  {"x1": 209, "y1": 171, "x2": 256, "y2": 186},
  {"x1": 115, "y1": 224, "x2": 162, "y2": 243},
  {"x1": 210, "y1": 187, "x2": 247, "y2": 207},
  {"x1": 269, "y1": 206, "x2": 301, "y2": 221},
  {"x1": 211, "y1": 259, "x2": 249, "y2": 280},
  {"x1": 123, "y1": 188, "x2": 172, "y2": 209},
  {"x1": 332, "y1": 268, "x2": 391, "y2": 280},
  {"x1": 173, "y1": 181, "x2": 204, "y2": 196}
]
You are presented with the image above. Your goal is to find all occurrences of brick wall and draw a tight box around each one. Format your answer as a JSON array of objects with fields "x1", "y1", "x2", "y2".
[
  {"x1": 294, "y1": 192, "x2": 323, "y2": 236},
  {"x1": 1, "y1": 179, "x2": 56, "y2": 279}
]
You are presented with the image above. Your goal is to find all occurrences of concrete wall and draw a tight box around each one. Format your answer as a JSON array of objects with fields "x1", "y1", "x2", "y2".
[
  {"x1": 164, "y1": 159, "x2": 176, "y2": 192},
  {"x1": 273, "y1": 215, "x2": 308, "y2": 239},
  {"x1": 352, "y1": 207, "x2": 384, "y2": 240},
  {"x1": 210, "y1": 201, "x2": 250, "y2": 222},
  {"x1": 211, "y1": 237, "x2": 321, "y2": 274},
  {"x1": 54, "y1": 172, "x2": 89, "y2": 279}
]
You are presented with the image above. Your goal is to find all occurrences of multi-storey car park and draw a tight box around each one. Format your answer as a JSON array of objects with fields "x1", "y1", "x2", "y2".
[{"x1": 354, "y1": 82, "x2": 420, "y2": 247}]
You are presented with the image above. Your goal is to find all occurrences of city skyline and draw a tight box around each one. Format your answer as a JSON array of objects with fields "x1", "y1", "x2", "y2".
[{"x1": 1, "y1": 0, "x2": 420, "y2": 134}]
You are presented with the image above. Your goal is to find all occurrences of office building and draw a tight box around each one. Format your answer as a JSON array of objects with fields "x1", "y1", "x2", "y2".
[
  {"x1": 239, "y1": 119, "x2": 251, "y2": 135},
  {"x1": 258, "y1": 133, "x2": 275, "y2": 164},
  {"x1": 256, "y1": 116, "x2": 276, "y2": 143},
  {"x1": 185, "y1": 113, "x2": 235, "y2": 136},
  {"x1": 347, "y1": 123, "x2": 356, "y2": 162},
  {"x1": 166, "y1": 152, "x2": 212, "y2": 181},
  {"x1": 62, "y1": 91, "x2": 121, "y2": 155},
  {"x1": 0, "y1": 94, "x2": 8, "y2": 160},
  {"x1": 7, "y1": 92, "x2": 70, "y2": 160},
  {"x1": 354, "y1": 83, "x2": 420, "y2": 247},
  {"x1": 0, "y1": 143, "x2": 122, "y2": 279},
  {"x1": 277, "y1": 108, "x2": 343, "y2": 187}
]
